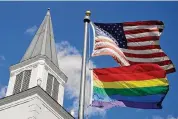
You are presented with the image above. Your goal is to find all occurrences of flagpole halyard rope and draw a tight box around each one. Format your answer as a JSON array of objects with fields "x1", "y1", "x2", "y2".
[{"x1": 88, "y1": 24, "x2": 93, "y2": 70}]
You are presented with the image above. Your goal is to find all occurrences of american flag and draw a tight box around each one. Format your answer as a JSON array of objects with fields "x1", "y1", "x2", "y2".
[{"x1": 91, "y1": 21, "x2": 175, "y2": 74}]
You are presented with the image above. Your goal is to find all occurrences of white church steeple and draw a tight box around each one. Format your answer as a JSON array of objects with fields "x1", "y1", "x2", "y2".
[
  {"x1": 6, "y1": 9, "x2": 67, "y2": 106},
  {"x1": 21, "y1": 8, "x2": 59, "y2": 68}
]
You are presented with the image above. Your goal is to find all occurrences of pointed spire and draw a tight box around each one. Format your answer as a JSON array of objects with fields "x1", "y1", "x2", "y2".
[{"x1": 21, "y1": 9, "x2": 59, "y2": 68}]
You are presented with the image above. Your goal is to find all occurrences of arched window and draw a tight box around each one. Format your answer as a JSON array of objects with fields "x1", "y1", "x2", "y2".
[
  {"x1": 13, "y1": 70, "x2": 31, "y2": 94},
  {"x1": 46, "y1": 73, "x2": 59, "y2": 101}
]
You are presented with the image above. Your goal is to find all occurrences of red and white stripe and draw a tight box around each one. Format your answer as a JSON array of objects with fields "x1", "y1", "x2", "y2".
[{"x1": 91, "y1": 21, "x2": 175, "y2": 74}]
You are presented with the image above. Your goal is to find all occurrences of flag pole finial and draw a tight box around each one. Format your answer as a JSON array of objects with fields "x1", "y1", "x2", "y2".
[
  {"x1": 85, "y1": 11, "x2": 91, "y2": 16},
  {"x1": 84, "y1": 10, "x2": 91, "y2": 23}
]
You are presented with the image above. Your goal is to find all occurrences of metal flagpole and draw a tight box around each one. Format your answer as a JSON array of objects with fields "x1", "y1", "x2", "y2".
[{"x1": 78, "y1": 11, "x2": 91, "y2": 119}]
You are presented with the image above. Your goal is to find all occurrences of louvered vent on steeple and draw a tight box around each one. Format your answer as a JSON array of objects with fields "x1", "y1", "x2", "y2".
[
  {"x1": 46, "y1": 73, "x2": 59, "y2": 101},
  {"x1": 13, "y1": 70, "x2": 32, "y2": 94}
]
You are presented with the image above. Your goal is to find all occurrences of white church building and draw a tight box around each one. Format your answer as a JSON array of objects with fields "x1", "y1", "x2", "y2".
[{"x1": 0, "y1": 9, "x2": 74, "y2": 119}]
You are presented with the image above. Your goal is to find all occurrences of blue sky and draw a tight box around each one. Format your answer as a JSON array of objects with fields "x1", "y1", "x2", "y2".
[{"x1": 0, "y1": 1, "x2": 178, "y2": 119}]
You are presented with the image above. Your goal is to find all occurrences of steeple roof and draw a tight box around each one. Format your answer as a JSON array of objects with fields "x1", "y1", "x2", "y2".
[{"x1": 21, "y1": 8, "x2": 59, "y2": 68}]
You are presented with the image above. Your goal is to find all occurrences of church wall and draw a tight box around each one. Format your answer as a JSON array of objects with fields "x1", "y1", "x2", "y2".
[
  {"x1": 6, "y1": 61, "x2": 40, "y2": 96},
  {"x1": 0, "y1": 94, "x2": 65, "y2": 119},
  {"x1": 30, "y1": 95, "x2": 65, "y2": 119},
  {"x1": 44, "y1": 62, "x2": 65, "y2": 106},
  {"x1": 6, "y1": 74, "x2": 16, "y2": 96},
  {"x1": 0, "y1": 95, "x2": 38, "y2": 119},
  {"x1": 58, "y1": 84, "x2": 64, "y2": 106},
  {"x1": 38, "y1": 102, "x2": 64, "y2": 119},
  {"x1": 6, "y1": 59, "x2": 66, "y2": 106},
  {"x1": 28, "y1": 62, "x2": 39, "y2": 89},
  {"x1": 42, "y1": 63, "x2": 49, "y2": 91}
]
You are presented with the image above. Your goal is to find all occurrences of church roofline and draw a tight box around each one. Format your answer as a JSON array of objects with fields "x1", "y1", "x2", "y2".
[{"x1": 0, "y1": 86, "x2": 74, "y2": 119}]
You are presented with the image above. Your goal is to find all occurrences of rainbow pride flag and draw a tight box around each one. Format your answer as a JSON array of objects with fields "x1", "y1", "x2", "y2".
[{"x1": 91, "y1": 64, "x2": 169, "y2": 109}]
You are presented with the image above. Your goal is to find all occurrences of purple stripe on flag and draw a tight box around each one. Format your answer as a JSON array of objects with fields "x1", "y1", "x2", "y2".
[{"x1": 92, "y1": 100, "x2": 161, "y2": 109}]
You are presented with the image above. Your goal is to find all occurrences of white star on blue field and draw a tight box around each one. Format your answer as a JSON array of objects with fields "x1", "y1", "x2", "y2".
[{"x1": 0, "y1": 2, "x2": 178, "y2": 119}]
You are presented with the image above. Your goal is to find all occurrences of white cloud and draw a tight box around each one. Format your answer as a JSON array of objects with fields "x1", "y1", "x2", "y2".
[
  {"x1": 0, "y1": 86, "x2": 7, "y2": 99},
  {"x1": 0, "y1": 55, "x2": 5, "y2": 66},
  {"x1": 56, "y1": 41, "x2": 106, "y2": 118},
  {"x1": 167, "y1": 115, "x2": 178, "y2": 119},
  {"x1": 153, "y1": 116, "x2": 164, "y2": 119},
  {"x1": 153, "y1": 115, "x2": 178, "y2": 119},
  {"x1": 25, "y1": 25, "x2": 37, "y2": 35},
  {"x1": 0, "y1": 55, "x2": 5, "y2": 61},
  {"x1": 136, "y1": 109, "x2": 143, "y2": 112}
]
